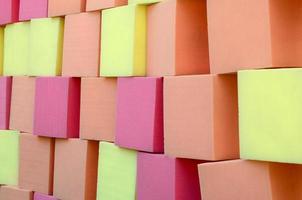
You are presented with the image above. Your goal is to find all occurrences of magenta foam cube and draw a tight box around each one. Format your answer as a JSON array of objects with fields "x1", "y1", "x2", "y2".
[
  {"x1": 34, "y1": 193, "x2": 58, "y2": 200},
  {"x1": 137, "y1": 153, "x2": 202, "y2": 200},
  {"x1": 0, "y1": 0, "x2": 19, "y2": 25},
  {"x1": 0, "y1": 77, "x2": 12, "y2": 129},
  {"x1": 19, "y1": 0, "x2": 48, "y2": 21},
  {"x1": 116, "y1": 77, "x2": 163, "y2": 153},
  {"x1": 34, "y1": 77, "x2": 80, "y2": 138}
]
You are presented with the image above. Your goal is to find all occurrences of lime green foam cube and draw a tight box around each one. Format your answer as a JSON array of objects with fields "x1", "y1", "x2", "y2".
[
  {"x1": 0, "y1": 130, "x2": 19, "y2": 185},
  {"x1": 239, "y1": 68, "x2": 302, "y2": 164},
  {"x1": 0, "y1": 27, "x2": 3, "y2": 75},
  {"x1": 3, "y1": 22, "x2": 30, "y2": 76},
  {"x1": 100, "y1": 5, "x2": 146, "y2": 77},
  {"x1": 28, "y1": 17, "x2": 64, "y2": 76},
  {"x1": 128, "y1": 0, "x2": 162, "y2": 4},
  {"x1": 97, "y1": 142, "x2": 137, "y2": 200}
]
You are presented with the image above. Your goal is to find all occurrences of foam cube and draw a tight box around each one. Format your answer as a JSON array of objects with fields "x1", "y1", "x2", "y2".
[
  {"x1": 97, "y1": 142, "x2": 137, "y2": 200},
  {"x1": 0, "y1": 0, "x2": 19, "y2": 25},
  {"x1": 28, "y1": 17, "x2": 64, "y2": 76},
  {"x1": 3, "y1": 22, "x2": 30, "y2": 76},
  {"x1": 48, "y1": 0, "x2": 85, "y2": 17},
  {"x1": 19, "y1": 0, "x2": 48, "y2": 20},
  {"x1": 0, "y1": 130, "x2": 19, "y2": 185},
  {"x1": 62, "y1": 12, "x2": 101, "y2": 77},
  {"x1": 137, "y1": 153, "x2": 201, "y2": 200},
  {"x1": 238, "y1": 68, "x2": 302, "y2": 164},
  {"x1": 80, "y1": 78, "x2": 117, "y2": 142},
  {"x1": 0, "y1": 186, "x2": 33, "y2": 200},
  {"x1": 9, "y1": 77, "x2": 35, "y2": 133},
  {"x1": 147, "y1": 0, "x2": 209, "y2": 76},
  {"x1": 0, "y1": 77, "x2": 12, "y2": 129},
  {"x1": 19, "y1": 133, "x2": 54, "y2": 194},
  {"x1": 86, "y1": 0, "x2": 127, "y2": 11},
  {"x1": 164, "y1": 74, "x2": 239, "y2": 160},
  {"x1": 0, "y1": 27, "x2": 3, "y2": 74},
  {"x1": 100, "y1": 5, "x2": 146, "y2": 77},
  {"x1": 116, "y1": 77, "x2": 163, "y2": 152},
  {"x1": 129, "y1": 0, "x2": 162, "y2": 4},
  {"x1": 34, "y1": 193, "x2": 58, "y2": 200},
  {"x1": 34, "y1": 77, "x2": 80, "y2": 138},
  {"x1": 53, "y1": 139, "x2": 98, "y2": 200}
]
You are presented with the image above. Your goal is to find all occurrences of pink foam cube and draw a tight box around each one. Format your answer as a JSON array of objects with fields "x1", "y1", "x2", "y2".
[
  {"x1": 34, "y1": 193, "x2": 58, "y2": 200},
  {"x1": 0, "y1": 77, "x2": 12, "y2": 129},
  {"x1": 137, "y1": 153, "x2": 202, "y2": 200},
  {"x1": 116, "y1": 77, "x2": 163, "y2": 153},
  {"x1": 19, "y1": 0, "x2": 48, "y2": 21},
  {"x1": 34, "y1": 77, "x2": 80, "y2": 138},
  {"x1": 0, "y1": 0, "x2": 19, "y2": 25}
]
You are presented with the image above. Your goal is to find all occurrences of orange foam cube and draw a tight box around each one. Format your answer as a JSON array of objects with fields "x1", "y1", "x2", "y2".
[
  {"x1": 0, "y1": 186, "x2": 33, "y2": 200},
  {"x1": 48, "y1": 0, "x2": 86, "y2": 17},
  {"x1": 86, "y1": 0, "x2": 127, "y2": 11}
]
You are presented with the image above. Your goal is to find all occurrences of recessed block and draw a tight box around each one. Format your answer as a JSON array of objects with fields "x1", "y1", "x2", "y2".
[
  {"x1": 34, "y1": 193, "x2": 58, "y2": 200},
  {"x1": 80, "y1": 77, "x2": 117, "y2": 142},
  {"x1": 97, "y1": 142, "x2": 137, "y2": 200},
  {"x1": 9, "y1": 76, "x2": 35, "y2": 133},
  {"x1": 0, "y1": 27, "x2": 3, "y2": 74},
  {"x1": 164, "y1": 74, "x2": 239, "y2": 160},
  {"x1": 28, "y1": 17, "x2": 64, "y2": 76},
  {"x1": 0, "y1": 186, "x2": 33, "y2": 200},
  {"x1": 100, "y1": 5, "x2": 146, "y2": 77},
  {"x1": 147, "y1": 0, "x2": 209, "y2": 76},
  {"x1": 53, "y1": 139, "x2": 98, "y2": 200},
  {"x1": 3, "y1": 22, "x2": 30, "y2": 76},
  {"x1": 19, "y1": 0, "x2": 48, "y2": 20},
  {"x1": 0, "y1": 0, "x2": 19, "y2": 25},
  {"x1": 86, "y1": 0, "x2": 127, "y2": 11},
  {"x1": 62, "y1": 12, "x2": 101, "y2": 77},
  {"x1": 19, "y1": 133, "x2": 54, "y2": 194},
  {"x1": 0, "y1": 77, "x2": 12, "y2": 129},
  {"x1": 238, "y1": 68, "x2": 302, "y2": 164},
  {"x1": 48, "y1": 0, "x2": 86, "y2": 17},
  {"x1": 34, "y1": 77, "x2": 80, "y2": 138},
  {"x1": 137, "y1": 153, "x2": 201, "y2": 200},
  {"x1": 116, "y1": 77, "x2": 163, "y2": 152},
  {"x1": 0, "y1": 130, "x2": 19, "y2": 185}
]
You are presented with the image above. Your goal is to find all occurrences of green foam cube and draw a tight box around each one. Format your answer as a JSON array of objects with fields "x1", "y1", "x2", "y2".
[
  {"x1": 3, "y1": 22, "x2": 30, "y2": 76},
  {"x1": 0, "y1": 27, "x2": 3, "y2": 75},
  {"x1": 100, "y1": 5, "x2": 146, "y2": 77},
  {"x1": 0, "y1": 130, "x2": 19, "y2": 185},
  {"x1": 97, "y1": 142, "x2": 137, "y2": 200},
  {"x1": 239, "y1": 68, "x2": 302, "y2": 164},
  {"x1": 28, "y1": 17, "x2": 64, "y2": 76},
  {"x1": 128, "y1": 0, "x2": 162, "y2": 4}
]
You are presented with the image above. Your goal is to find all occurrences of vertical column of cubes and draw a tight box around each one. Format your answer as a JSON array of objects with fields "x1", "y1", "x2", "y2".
[
  {"x1": 0, "y1": 186, "x2": 33, "y2": 200},
  {"x1": 0, "y1": 77, "x2": 12, "y2": 129},
  {"x1": 0, "y1": 0, "x2": 19, "y2": 25},
  {"x1": 19, "y1": 0, "x2": 48, "y2": 21},
  {"x1": 86, "y1": 0, "x2": 127, "y2": 11},
  {"x1": 48, "y1": 0, "x2": 86, "y2": 17}
]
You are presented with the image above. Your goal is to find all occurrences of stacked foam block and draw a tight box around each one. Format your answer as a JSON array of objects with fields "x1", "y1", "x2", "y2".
[{"x1": 0, "y1": 0, "x2": 301, "y2": 200}]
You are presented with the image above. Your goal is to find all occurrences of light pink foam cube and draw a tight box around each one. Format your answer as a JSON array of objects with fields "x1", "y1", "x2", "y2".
[
  {"x1": 116, "y1": 77, "x2": 163, "y2": 153},
  {"x1": 19, "y1": 0, "x2": 48, "y2": 21},
  {"x1": 0, "y1": 0, "x2": 19, "y2": 25},
  {"x1": 34, "y1": 77, "x2": 80, "y2": 138},
  {"x1": 0, "y1": 77, "x2": 12, "y2": 129},
  {"x1": 137, "y1": 153, "x2": 202, "y2": 200},
  {"x1": 34, "y1": 193, "x2": 58, "y2": 200}
]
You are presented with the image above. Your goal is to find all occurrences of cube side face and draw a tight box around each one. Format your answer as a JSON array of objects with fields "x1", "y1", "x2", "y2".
[
  {"x1": 0, "y1": 130, "x2": 19, "y2": 185},
  {"x1": 80, "y1": 78, "x2": 117, "y2": 142},
  {"x1": 62, "y1": 12, "x2": 101, "y2": 77},
  {"x1": 238, "y1": 69, "x2": 302, "y2": 164},
  {"x1": 207, "y1": 0, "x2": 272, "y2": 74},
  {"x1": 48, "y1": 0, "x2": 85, "y2": 17},
  {"x1": 19, "y1": 0, "x2": 48, "y2": 20},
  {"x1": 0, "y1": 27, "x2": 3, "y2": 75},
  {"x1": 34, "y1": 193, "x2": 58, "y2": 200},
  {"x1": 3, "y1": 22, "x2": 30, "y2": 76},
  {"x1": 0, "y1": 77, "x2": 12, "y2": 129},
  {"x1": 0, "y1": 186, "x2": 33, "y2": 200},
  {"x1": 0, "y1": 0, "x2": 19, "y2": 25},
  {"x1": 164, "y1": 75, "x2": 215, "y2": 160},
  {"x1": 97, "y1": 142, "x2": 137, "y2": 200}
]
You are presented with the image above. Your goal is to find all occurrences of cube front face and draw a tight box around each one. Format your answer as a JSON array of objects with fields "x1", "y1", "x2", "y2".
[
  {"x1": 0, "y1": 77, "x2": 12, "y2": 129},
  {"x1": 34, "y1": 193, "x2": 58, "y2": 200},
  {"x1": 100, "y1": 5, "x2": 146, "y2": 77},
  {"x1": 239, "y1": 69, "x2": 302, "y2": 164},
  {"x1": 48, "y1": 0, "x2": 86, "y2": 17},
  {"x1": 0, "y1": 27, "x2": 3, "y2": 74},
  {"x1": 86, "y1": 0, "x2": 127, "y2": 11},
  {"x1": 0, "y1": 0, "x2": 19, "y2": 25},
  {"x1": 0, "y1": 186, "x2": 33, "y2": 200},
  {"x1": 19, "y1": 0, "x2": 48, "y2": 20}
]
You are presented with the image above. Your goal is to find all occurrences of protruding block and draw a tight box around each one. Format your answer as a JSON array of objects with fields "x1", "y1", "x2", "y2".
[
  {"x1": 0, "y1": 0, "x2": 19, "y2": 25},
  {"x1": 86, "y1": 0, "x2": 127, "y2": 11},
  {"x1": 97, "y1": 142, "x2": 137, "y2": 200},
  {"x1": 3, "y1": 22, "x2": 30, "y2": 76},
  {"x1": 0, "y1": 130, "x2": 19, "y2": 185},
  {"x1": 0, "y1": 27, "x2": 3, "y2": 74},
  {"x1": 164, "y1": 74, "x2": 239, "y2": 160},
  {"x1": 0, "y1": 186, "x2": 33, "y2": 200},
  {"x1": 147, "y1": 0, "x2": 209, "y2": 76},
  {"x1": 238, "y1": 68, "x2": 302, "y2": 164},
  {"x1": 0, "y1": 77, "x2": 12, "y2": 129},
  {"x1": 19, "y1": 133, "x2": 54, "y2": 194},
  {"x1": 80, "y1": 78, "x2": 117, "y2": 142},
  {"x1": 48, "y1": 0, "x2": 86, "y2": 17},
  {"x1": 62, "y1": 12, "x2": 101, "y2": 77},
  {"x1": 137, "y1": 153, "x2": 201, "y2": 200},
  {"x1": 54, "y1": 139, "x2": 98, "y2": 200},
  {"x1": 19, "y1": 0, "x2": 48, "y2": 20},
  {"x1": 100, "y1": 5, "x2": 146, "y2": 77},
  {"x1": 28, "y1": 17, "x2": 64, "y2": 76},
  {"x1": 116, "y1": 77, "x2": 163, "y2": 152},
  {"x1": 34, "y1": 77, "x2": 80, "y2": 138},
  {"x1": 34, "y1": 193, "x2": 58, "y2": 200},
  {"x1": 10, "y1": 77, "x2": 35, "y2": 133}
]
